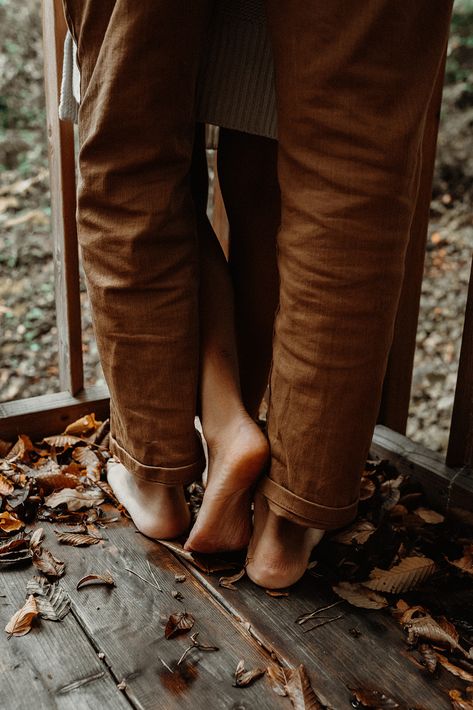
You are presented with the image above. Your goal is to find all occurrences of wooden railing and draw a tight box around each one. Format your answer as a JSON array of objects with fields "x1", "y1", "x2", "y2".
[{"x1": 1, "y1": 0, "x2": 472, "y2": 487}]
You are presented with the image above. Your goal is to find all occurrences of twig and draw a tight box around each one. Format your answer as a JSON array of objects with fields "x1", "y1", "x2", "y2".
[
  {"x1": 177, "y1": 633, "x2": 219, "y2": 667},
  {"x1": 159, "y1": 657, "x2": 174, "y2": 673},
  {"x1": 146, "y1": 560, "x2": 163, "y2": 592},
  {"x1": 303, "y1": 614, "x2": 344, "y2": 633},
  {"x1": 296, "y1": 600, "x2": 344, "y2": 625},
  {"x1": 124, "y1": 566, "x2": 162, "y2": 593}
]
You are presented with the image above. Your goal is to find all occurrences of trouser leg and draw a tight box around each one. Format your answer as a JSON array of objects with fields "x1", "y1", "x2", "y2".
[
  {"x1": 62, "y1": 0, "x2": 212, "y2": 484},
  {"x1": 261, "y1": 1, "x2": 453, "y2": 528}
]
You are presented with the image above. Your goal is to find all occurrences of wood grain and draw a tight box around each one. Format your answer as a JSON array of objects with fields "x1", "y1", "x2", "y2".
[
  {"x1": 42, "y1": 0, "x2": 83, "y2": 395},
  {"x1": 0, "y1": 566, "x2": 129, "y2": 710},
  {"x1": 40, "y1": 519, "x2": 286, "y2": 710}
]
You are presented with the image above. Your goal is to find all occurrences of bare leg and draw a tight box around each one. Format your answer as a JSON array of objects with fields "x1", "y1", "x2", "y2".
[
  {"x1": 218, "y1": 129, "x2": 280, "y2": 417},
  {"x1": 185, "y1": 126, "x2": 269, "y2": 553}
]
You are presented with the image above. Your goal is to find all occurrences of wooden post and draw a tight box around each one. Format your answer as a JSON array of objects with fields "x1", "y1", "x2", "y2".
[
  {"x1": 447, "y1": 261, "x2": 473, "y2": 468},
  {"x1": 377, "y1": 51, "x2": 447, "y2": 434},
  {"x1": 42, "y1": 0, "x2": 83, "y2": 395}
]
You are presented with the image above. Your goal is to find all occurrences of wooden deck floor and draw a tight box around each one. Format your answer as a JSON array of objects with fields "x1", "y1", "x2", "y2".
[{"x1": 1, "y1": 508, "x2": 461, "y2": 710}]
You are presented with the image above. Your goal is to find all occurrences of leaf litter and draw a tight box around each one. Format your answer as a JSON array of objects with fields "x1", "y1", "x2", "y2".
[{"x1": 2, "y1": 419, "x2": 473, "y2": 705}]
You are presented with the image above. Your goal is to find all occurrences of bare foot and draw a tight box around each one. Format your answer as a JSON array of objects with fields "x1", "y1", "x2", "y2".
[
  {"x1": 184, "y1": 415, "x2": 269, "y2": 553},
  {"x1": 106, "y1": 460, "x2": 191, "y2": 540},
  {"x1": 246, "y1": 493, "x2": 325, "y2": 589}
]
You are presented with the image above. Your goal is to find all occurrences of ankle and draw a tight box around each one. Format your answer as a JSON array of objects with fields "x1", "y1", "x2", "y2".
[{"x1": 202, "y1": 407, "x2": 254, "y2": 449}]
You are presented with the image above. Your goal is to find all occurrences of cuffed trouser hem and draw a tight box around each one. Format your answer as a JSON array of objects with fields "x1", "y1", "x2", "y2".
[
  {"x1": 108, "y1": 433, "x2": 206, "y2": 486},
  {"x1": 256, "y1": 476, "x2": 359, "y2": 531}
]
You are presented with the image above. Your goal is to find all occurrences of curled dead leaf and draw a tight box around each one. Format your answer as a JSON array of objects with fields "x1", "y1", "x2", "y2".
[
  {"x1": 332, "y1": 582, "x2": 388, "y2": 610},
  {"x1": 402, "y1": 609, "x2": 467, "y2": 656},
  {"x1": 0, "y1": 473, "x2": 14, "y2": 496},
  {"x1": 5, "y1": 595, "x2": 39, "y2": 637},
  {"x1": 446, "y1": 544, "x2": 473, "y2": 576},
  {"x1": 449, "y1": 688, "x2": 473, "y2": 710},
  {"x1": 165, "y1": 611, "x2": 195, "y2": 639},
  {"x1": 0, "y1": 511, "x2": 24, "y2": 533},
  {"x1": 437, "y1": 653, "x2": 473, "y2": 682},
  {"x1": 32, "y1": 546, "x2": 65, "y2": 579},
  {"x1": 35, "y1": 472, "x2": 81, "y2": 494},
  {"x1": 359, "y1": 478, "x2": 376, "y2": 501},
  {"x1": 363, "y1": 556, "x2": 435, "y2": 594},
  {"x1": 418, "y1": 644, "x2": 438, "y2": 674},
  {"x1": 219, "y1": 568, "x2": 245, "y2": 590},
  {"x1": 77, "y1": 573, "x2": 115, "y2": 590},
  {"x1": 0, "y1": 536, "x2": 32, "y2": 566},
  {"x1": 55, "y1": 531, "x2": 102, "y2": 546},
  {"x1": 29, "y1": 527, "x2": 44, "y2": 550},
  {"x1": 45, "y1": 487, "x2": 105, "y2": 512},
  {"x1": 267, "y1": 664, "x2": 323, "y2": 709},
  {"x1": 266, "y1": 589, "x2": 290, "y2": 598},
  {"x1": 5, "y1": 435, "x2": 34, "y2": 463},
  {"x1": 233, "y1": 660, "x2": 265, "y2": 688},
  {"x1": 64, "y1": 413, "x2": 102, "y2": 436}
]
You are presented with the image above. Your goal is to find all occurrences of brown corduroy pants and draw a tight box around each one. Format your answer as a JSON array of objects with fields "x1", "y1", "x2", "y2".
[{"x1": 63, "y1": 1, "x2": 452, "y2": 530}]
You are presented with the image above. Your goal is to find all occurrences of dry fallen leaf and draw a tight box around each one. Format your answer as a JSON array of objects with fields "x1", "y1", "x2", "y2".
[
  {"x1": 267, "y1": 664, "x2": 323, "y2": 708},
  {"x1": 447, "y1": 544, "x2": 473, "y2": 576},
  {"x1": 363, "y1": 556, "x2": 435, "y2": 594},
  {"x1": 359, "y1": 478, "x2": 376, "y2": 501},
  {"x1": 219, "y1": 568, "x2": 245, "y2": 590},
  {"x1": 233, "y1": 659, "x2": 265, "y2": 688},
  {"x1": 0, "y1": 536, "x2": 32, "y2": 566},
  {"x1": 29, "y1": 528, "x2": 44, "y2": 550},
  {"x1": 332, "y1": 520, "x2": 376, "y2": 546},
  {"x1": 55, "y1": 531, "x2": 102, "y2": 546},
  {"x1": 349, "y1": 686, "x2": 400, "y2": 708},
  {"x1": 418, "y1": 644, "x2": 438, "y2": 674},
  {"x1": 266, "y1": 589, "x2": 290, "y2": 598},
  {"x1": 77, "y1": 573, "x2": 115, "y2": 590},
  {"x1": 5, "y1": 595, "x2": 39, "y2": 637},
  {"x1": 0, "y1": 473, "x2": 14, "y2": 496},
  {"x1": 0, "y1": 511, "x2": 24, "y2": 533},
  {"x1": 32, "y1": 547, "x2": 65, "y2": 579},
  {"x1": 45, "y1": 487, "x2": 105, "y2": 512},
  {"x1": 26, "y1": 576, "x2": 71, "y2": 621},
  {"x1": 401, "y1": 608, "x2": 468, "y2": 656},
  {"x1": 436, "y1": 653, "x2": 473, "y2": 682},
  {"x1": 449, "y1": 688, "x2": 473, "y2": 710},
  {"x1": 5, "y1": 435, "x2": 34, "y2": 463},
  {"x1": 42, "y1": 435, "x2": 85, "y2": 448},
  {"x1": 64, "y1": 414, "x2": 102, "y2": 436},
  {"x1": 175, "y1": 574, "x2": 186, "y2": 584},
  {"x1": 414, "y1": 507, "x2": 445, "y2": 524},
  {"x1": 332, "y1": 581, "x2": 388, "y2": 610},
  {"x1": 164, "y1": 612, "x2": 195, "y2": 639},
  {"x1": 35, "y1": 472, "x2": 81, "y2": 494}
]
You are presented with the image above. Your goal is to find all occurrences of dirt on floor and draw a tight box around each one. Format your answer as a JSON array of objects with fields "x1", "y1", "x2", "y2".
[{"x1": 1, "y1": 1, "x2": 473, "y2": 457}]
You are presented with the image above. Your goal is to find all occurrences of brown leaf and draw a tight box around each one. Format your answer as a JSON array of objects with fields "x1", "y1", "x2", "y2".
[
  {"x1": 32, "y1": 547, "x2": 65, "y2": 579},
  {"x1": 285, "y1": 665, "x2": 324, "y2": 709},
  {"x1": 29, "y1": 528, "x2": 44, "y2": 550},
  {"x1": 418, "y1": 644, "x2": 438, "y2": 673},
  {"x1": 0, "y1": 473, "x2": 14, "y2": 496},
  {"x1": 359, "y1": 478, "x2": 376, "y2": 501},
  {"x1": 233, "y1": 660, "x2": 266, "y2": 688},
  {"x1": 402, "y1": 609, "x2": 467, "y2": 655},
  {"x1": 64, "y1": 414, "x2": 102, "y2": 436},
  {"x1": 26, "y1": 576, "x2": 71, "y2": 621},
  {"x1": 332, "y1": 581, "x2": 388, "y2": 610},
  {"x1": 5, "y1": 435, "x2": 34, "y2": 463},
  {"x1": 5, "y1": 595, "x2": 39, "y2": 637},
  {"x1": 266, "y1": 589, "x2": 290, "y2": 597},
  {"x1": 332, "y1": 520, "x2": 376, "y2": 546},
  {"x1": 72, "y1": 447, "x2": 102, "y2": 480},
  {"x1": 165, "y1": 611, "x2": 195, "y2": 639},
  {"x1": 219, "y1": 568, "x2": 245, "y2": 590},
  {"x1": 42, "y1": 435, "x2": 85, "y2": 448},
  {"x1": 447, "y1": 544, "x2": 473, "y2": 576},
  {"x1": 349, "y1": 687, "x2": 400, "y2": 708},
  {"x1": 55, "y1": 531, "x2": 102, "y2": 546},
  {"x1": 449, "y1": 688, "x2": 473, "y2": 710},
  {"x1": 0, "y1": 511, "x2": 24, "y2": 533},
  {"x1": 266, "y1": 663, "x2": 288, "y2": 697},
  {"x1": 363, "y1": 556, "x2": 435, "y2": 594},
  {"x1": 44, "y1": 487, "x2": 105, "y2": 511},
  {"x1": 77, "y1": 573, "x2": 115, "y2": 590},
  {"x1": 414, "y1": 507, "x2": 445, "y2": 524},
  {"x1": 0, "y1": 536, "x2": 32, "y2": 566},
  {"x1": 175, "y1": 574, "x2": 186, "y2": 583},
  {"x1": 436, "y1": 653, "x2": 473, "y2": 682},
  {"x1": 35, "y1": 472, "x2": 81, "y2": 494}
]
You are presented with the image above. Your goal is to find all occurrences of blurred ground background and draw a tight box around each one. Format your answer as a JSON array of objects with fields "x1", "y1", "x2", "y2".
[{"x1": 0, "y1": 0, "x2": 472, "y2": 455}]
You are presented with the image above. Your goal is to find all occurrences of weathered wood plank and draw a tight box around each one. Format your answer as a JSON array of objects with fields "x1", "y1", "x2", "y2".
[
  {"x1": 185, "y1": 567, "x2": 454, "y2": 710},
  {"x1": 0, "y1": 385, "x2": 110, "y2": 441},
  {"x1": 42, "y1": 0, "x2": 83, "y2": 395},
  {"x1": 372, "y1": 424, "x2": 473, "y2": 515},
  {"x1": 41, "y1": 519, "x2": 286, "y2": 710},
  {"x1": 0, "y1": 567, "x2": 130, "y2": 710},
  {"x1": 447, "y1": 259, "x2": 473, "y2": 468},
  {"x1": 378, "y1": 49, "x2": 447, "y2": 434}
]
